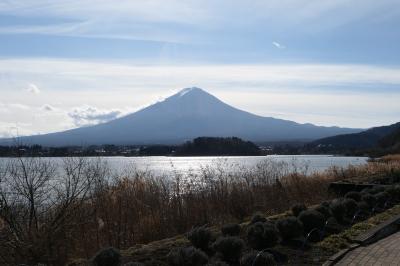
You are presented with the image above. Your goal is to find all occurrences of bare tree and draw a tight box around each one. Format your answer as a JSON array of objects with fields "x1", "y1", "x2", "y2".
[{"x1": 0, "y1": 156, "x2": 104, "y2": 265}]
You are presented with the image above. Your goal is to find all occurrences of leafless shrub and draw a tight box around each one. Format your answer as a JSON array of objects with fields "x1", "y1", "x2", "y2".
[{"x1": 0, "y1": 157, "x2": 105, "y2": 265}]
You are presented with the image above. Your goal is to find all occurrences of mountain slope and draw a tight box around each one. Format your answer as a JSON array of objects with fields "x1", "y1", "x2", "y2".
[
  {"x1": 309, "y1": 122, "x2": 400, "y2": 151},
  {"x1": 379, "y1": 127, "x2": 400, "y2": 150},
  {"x1": 0, "y1": 87, "x2": 361, "y2": 146}
]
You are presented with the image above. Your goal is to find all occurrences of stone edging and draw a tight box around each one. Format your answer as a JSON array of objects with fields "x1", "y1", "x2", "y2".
[{"x1": 322, "y1": 214, "x2": 400, "y2": 266}]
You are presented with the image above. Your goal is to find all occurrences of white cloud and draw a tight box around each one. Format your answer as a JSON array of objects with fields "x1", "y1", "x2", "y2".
[
  {"x1": 2, "y1": 58, "x2": 400, "y2": 87},
  {"x1": 26, "y1": 83, "x2": 40, "y2": 94},
  {"x1": 0, "y1": 103, "x2": 30, "y2": 111},
  {"x1": 67, "y1": 105, "x2": 123, "y2": 127},
  {"x1": 272, "y1": 41, "x2": 285, "y2": 49}
]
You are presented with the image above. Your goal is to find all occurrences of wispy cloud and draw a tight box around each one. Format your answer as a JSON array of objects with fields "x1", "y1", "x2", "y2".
[
  {"x1": 272, "y1": 41, "x2": 285, "y2": 49},
  {"x1": 0, "y1": 1, "x2": 398, "y2": 43},
  {"x1": 2, "y1": 58, "x2": 400, "y2": 88},
  {"x1": 26, "y1": 83, "x2": 40, "y2": 94}
]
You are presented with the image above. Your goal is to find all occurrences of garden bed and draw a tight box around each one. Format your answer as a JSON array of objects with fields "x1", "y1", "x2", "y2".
[{"x1": 79, "y1": 180, "x2": 400, "y2": 266}]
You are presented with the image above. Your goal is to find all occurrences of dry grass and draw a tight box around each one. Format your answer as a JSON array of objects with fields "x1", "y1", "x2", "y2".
[{"x1": 379, "y1": 154, "x2": 400, "y2": 163}]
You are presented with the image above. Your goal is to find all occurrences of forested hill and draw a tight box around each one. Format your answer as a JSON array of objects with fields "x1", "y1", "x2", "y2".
[
  {"x1": 175, "y1": 137, "x2": 261, "y2": 156},
  {"x1": 307, "y1": 122, "x2": 400, "y2": 155}
]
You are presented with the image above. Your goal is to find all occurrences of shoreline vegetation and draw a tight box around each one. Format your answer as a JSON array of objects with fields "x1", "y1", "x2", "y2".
[{"x1": 0, "y1": 153, "x2": 399, "y2": 265}]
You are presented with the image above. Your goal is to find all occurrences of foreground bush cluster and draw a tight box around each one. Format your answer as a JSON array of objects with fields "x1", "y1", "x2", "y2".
[
  {"x1": 97, "y1": 183, "x2": 400, "y2": 266},
  {"x1": 0, "y1": 156, "x2": 400, "y2": 265}
]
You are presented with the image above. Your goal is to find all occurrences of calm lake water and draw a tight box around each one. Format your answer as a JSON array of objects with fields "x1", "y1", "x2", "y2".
[{"x1": 0, "y1": 155, "x2": 368, "y2": 177}]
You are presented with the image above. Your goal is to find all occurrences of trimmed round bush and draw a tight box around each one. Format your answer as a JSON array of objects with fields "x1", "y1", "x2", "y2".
[
  {"x1": 343, "y1": 198, "x2": 358, "y2": 217},
  {"x1": 250, "y1": 213, "x2": 267, "y2": 224},
  {"x1": 345, "y1": 191, "x2": 362, "y2": 202},
  {"x1": 291, "y1": 204, "x2": 307, "y2": 217},
  {"x1": 187, "y1": 226, "x2": 213, "y2": 251},
  {"x1": 363, "y1": 186, "x2": 385, "y2": 195},
  {"x1": 275, "y1": 216, "x2": 304, "y2": 241},
  {"x1": 361, "y1": 193, "x2": 377, "y2": 208},
  {"x1": 206, "y1": 260, "x2": 229, "y2": 266},
  {"x1": 371, "y1": 186, "x2": 385, "y2": 194},
  {"x1": 315, "y1": 204, "x2": 332, "y2": 219},
  {"x1": 168, "y1": 246, "x2": 208, "y2": 266},
  {"x1": 330, "y1": 199, "x2": 347, "y2": 223},
  {"x1": 324, "y1": 217, "x2": 343, "y2": 234},
  {"x1": 221, "y1": 223, "x2": 241, "y2": 236},
  {"x1": 375, "y1": 191, "x2": 390, "y2": 207},
  {"x1": 321, "y1": 201, "x2": 330, "y2": 208},
  {"x1": 298, "y1": 210, "x2": 325, "y2": 233},
  {"x1": 357, "y1": 201, "x2": 370, "y2": 216},
  {"x1": 240, "y1": 251, "x2": 277, "y2": 266},
  {"x1": 92, "y1": 247, "x2": 121, "y2": 266},
  {"x1": 247, "y1": 222, "x2": 279, "y2": 250},
  {"x1": 212, "y1": 237, "x2": 244, "y2": 263},
  {"x1": 385, "y1": 185, "x2": 400, "y2": 202}
]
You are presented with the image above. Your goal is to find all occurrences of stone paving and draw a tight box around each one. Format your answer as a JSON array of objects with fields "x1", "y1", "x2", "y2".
[{"x1": 335, "y1": 231, "x2": 400, "y2": 265}]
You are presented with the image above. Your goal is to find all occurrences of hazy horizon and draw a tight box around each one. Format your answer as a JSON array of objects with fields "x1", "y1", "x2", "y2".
[{"x1": 1, "y1": 1, "x2": 400, "y2": 137}]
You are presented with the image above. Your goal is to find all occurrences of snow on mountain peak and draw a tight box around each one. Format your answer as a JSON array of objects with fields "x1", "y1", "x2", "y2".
[{"x1": 178, "y1": 87, "x2": 203, "y2": 97}]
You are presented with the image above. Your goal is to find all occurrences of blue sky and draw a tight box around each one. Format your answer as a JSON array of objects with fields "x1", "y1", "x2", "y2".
[{"x1": 0, "y1": 0, "x2": 400, "y2": 137}]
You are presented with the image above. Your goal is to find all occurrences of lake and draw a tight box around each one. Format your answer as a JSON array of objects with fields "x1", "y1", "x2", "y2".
[{"x1": 0, "y1": 155, "x2": 368, "y2": 178}]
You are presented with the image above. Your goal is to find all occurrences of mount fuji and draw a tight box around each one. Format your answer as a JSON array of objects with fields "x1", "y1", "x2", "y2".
[{"x1": 1, "y1": 87, "x2": 361, "y2": 146}]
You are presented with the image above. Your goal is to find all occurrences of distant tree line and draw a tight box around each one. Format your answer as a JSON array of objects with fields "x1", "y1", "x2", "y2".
[
  {"x1": 0, "y1": 145, "x2": 139, "y2": 157},
  {"x1": 0, "y1": 137, "x2": 262, "y2": 157}
]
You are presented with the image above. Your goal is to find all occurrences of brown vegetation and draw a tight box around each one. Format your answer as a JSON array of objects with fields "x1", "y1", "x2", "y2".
[
  {"x1": 378, "y1": 154, "x2": 400, "y2": 163},
  {"x1": 0, "y1": 155, "x2": 399, "y2": 265}
]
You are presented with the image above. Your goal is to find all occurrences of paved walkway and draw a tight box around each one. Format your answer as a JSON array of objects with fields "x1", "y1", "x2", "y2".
[{"x1": 336, "y1": 231, "x2": 400, "y2": 265}]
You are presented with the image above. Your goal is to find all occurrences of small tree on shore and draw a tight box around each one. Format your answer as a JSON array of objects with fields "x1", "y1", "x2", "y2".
[{"x1": 0, "y1": 157, "x2": 103, "y2": 265}]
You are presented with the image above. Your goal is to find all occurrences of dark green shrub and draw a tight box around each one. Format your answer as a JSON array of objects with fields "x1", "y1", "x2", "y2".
[
  {"x1": 247, "y1": 222, "x2": 279, "y2": 250},
  {"x1": 315, "y1": 204, "x2": 332, "y2": 219},
  {"x1": 375, "y1": 192, "x2": 390, "y2": 207},
  {"x1": 343, "y1": 198, "x2": 358, "y2": 217},
  {"x1": 240, "y1": 251, "x2": 277, "y2": 266},
  {"x1": 123, "y1": 263, "x2": 145, "y2": 266},
  {"x1": 298, "y1": 210, "x2": 325, "y2": 233},
  {"x1": 250, "y1": 213, "x2": 267, "y2": 224},
  {"x1": 168, "y1": 247, "x2": 208, "y2": 266},
  {"x1": 92, "y1": 247, "x2": 121, "y2": 266},
  {"x1": 291, "y1": 203, "x2": 307, "y2": 217},
  {"x1": 212, "y1": 237, "x2": 244, "y2": 263},
  {"x1": 361, "y1": 193, "x2": 377, "y2": 208},
  {"x1": 206, "y1": 260, "x2": 229, "y2": 266},
  {"x1": 221, "y1": 223, "x2": 241, "y2": 236},
  {"x1": 275, "y1": 216, "x2": 304, "y2": 241},
  {"x1": 187, "y1": 226, "x2": 213, "y2": 251},
  {"x1": 385, "y1": 185, "x2": 400, "y2": 202},
  {"x1": 324, "y1": 217, "x2": 343, "y2": 234},
  {"x1": 357, "y1": 201, "x2": 370, "y2": 218},
  {"x1": 321, "y1": 201, "x2": 330, "y2": 208},
  {"x1": 345, "y1": 191, "x2": 362, "y2": 202},
  {"x1": 363, "y1": 186, "x2": 385, "y2": 195},
  {"x1": 330, "y1": 199, "x2": 347, "y2": 223}
]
